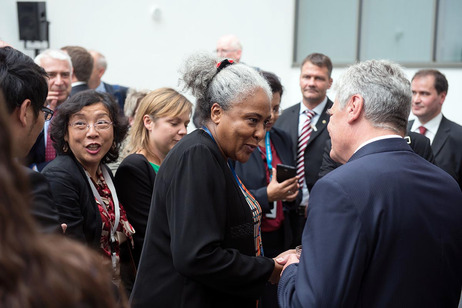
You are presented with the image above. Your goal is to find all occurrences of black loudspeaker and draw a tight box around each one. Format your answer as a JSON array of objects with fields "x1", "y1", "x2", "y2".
[{"x1": 17, "y1": 2, "x2": 48, "y2": 41}]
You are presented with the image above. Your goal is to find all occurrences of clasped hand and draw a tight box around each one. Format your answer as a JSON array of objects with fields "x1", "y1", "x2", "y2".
[{"x1": 269, "y1": 249, "x2": 300, "y2": 284}]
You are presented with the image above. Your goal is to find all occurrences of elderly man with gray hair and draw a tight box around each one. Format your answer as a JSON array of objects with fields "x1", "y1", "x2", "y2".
[{"x1": 277, "y1": 60, "x2": 462, "y2": 307}]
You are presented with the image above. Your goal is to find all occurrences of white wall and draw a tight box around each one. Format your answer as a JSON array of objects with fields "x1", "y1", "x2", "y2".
[{"x1": 2, "y1": 0, "x2": 462, "y2": 126}]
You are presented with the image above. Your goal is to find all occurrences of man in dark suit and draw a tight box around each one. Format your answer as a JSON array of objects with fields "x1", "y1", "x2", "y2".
[
  {"x1": 26, "y1": 49, "x2": 73, "y2": 171},
  {"x1": 409, "y1": 69, "x2": 462, "y2": 189},
  {"x1": 0, "y1": 46, "x2": 61, "y2": 233},
  {"x1": 277, "y1": 60, "x2": 462, "y2": 307},
  {"x1": 319, "y1": 131, "x2": 435, "y2": 178},
  {"x1": 61, "y1": 46, "x2": 93, "y2": 96},
  {"x1": 88, "y1": 50, "x2": 128, "y2": 113},
  {"x1": 274, "y1": 53, "x2": 333, "y2": 246}
]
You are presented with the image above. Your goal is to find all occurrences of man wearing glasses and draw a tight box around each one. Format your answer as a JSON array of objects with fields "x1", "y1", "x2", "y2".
[
  {"x1": 0, "y1": 46, "x2": 61, "y2": 233},
  {"x1": 216, "y1": 34, "x2": 242, "y2": 62},
  {"x1": 27, "y1": 49, "x2": 73, "y2": 171}
]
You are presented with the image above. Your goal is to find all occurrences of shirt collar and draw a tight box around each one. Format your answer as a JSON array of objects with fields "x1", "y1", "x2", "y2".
[
  {"x1": 299, "y1": 96, "x2": 328, "y2": 115},
  {"x1": 411, "y1": 112, "x2": 443, "y2": 135}
]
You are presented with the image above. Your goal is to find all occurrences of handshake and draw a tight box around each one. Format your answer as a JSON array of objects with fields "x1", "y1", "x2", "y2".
[{"x1": 268, "y1": 246, "x2": 302, "y2": 284}]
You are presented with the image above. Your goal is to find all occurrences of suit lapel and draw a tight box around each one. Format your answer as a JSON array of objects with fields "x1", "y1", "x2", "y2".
[
  {"x1": 307, "y1": 99, "x2": 332, "y2": 146},
  {"x1": 288, "y1": 104, "x2": 301, "y2": 155},
  {"x1": 432, "y1": 116, "x2": 450, "y2": 156}
]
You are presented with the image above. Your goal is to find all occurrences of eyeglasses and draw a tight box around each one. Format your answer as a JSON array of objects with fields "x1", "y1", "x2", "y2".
[
  {"x1": 68, "y1": 120, "x2": 113, "y2": 132},
  {"x1": 214, "y1": 48, "x2": 237, "y2": 54},
  {"x1": 41, "y1": 107, "x2": 54, "y2": 121}
]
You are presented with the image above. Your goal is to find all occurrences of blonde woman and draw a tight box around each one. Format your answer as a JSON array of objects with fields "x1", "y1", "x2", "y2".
[{"x1": 114, "y1": 88, "x2": 192, "y2": 290}]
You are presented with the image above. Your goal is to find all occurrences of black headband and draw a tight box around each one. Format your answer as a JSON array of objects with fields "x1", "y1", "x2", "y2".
[{"x1": 216, "y1": 59, "x2": 235, "y2": 75}]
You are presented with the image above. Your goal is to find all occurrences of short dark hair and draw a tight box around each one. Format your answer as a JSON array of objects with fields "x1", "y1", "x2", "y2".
[
  {"x1": 412, "y1": 69, "x2": 448, "y2": 95},
  {"x1": 50, "y1": 90, "x2": 128, "y2": 163},
  {"x1": 301, "y1": 53, "x2": 333, "y2": 78},
  {"x1": 261, "y1": 70, "x2": 283, "y2": 96},
  {"x1": 61, "y1": 46, "x2": 93, "y2": 83},
  {"x1": 0, "y1": 46, "x2": 48, "y2": 116}
]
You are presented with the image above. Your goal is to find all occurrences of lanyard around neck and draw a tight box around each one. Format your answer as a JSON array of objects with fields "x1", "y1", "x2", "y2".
[
  {"x1": 264, "y1": 131, "x2": 273, "y2": 180},
  {"x1": 85, "y1": 167, "x2": 120, "y2": 242},
  {"x1": 202, "y1": 126, "x2": 243, "y2": 189}
]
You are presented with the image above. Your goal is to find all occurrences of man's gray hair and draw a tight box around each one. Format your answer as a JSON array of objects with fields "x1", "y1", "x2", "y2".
[
  {"x1": 180, "y1": 51, "x2": 271, "y2": 126},
  {"x1": 334, "y1": 59, "x2": 411, "y2": 134},
  {"x1": 34, "y1": 49, "x2": 73, "y2": 70}
]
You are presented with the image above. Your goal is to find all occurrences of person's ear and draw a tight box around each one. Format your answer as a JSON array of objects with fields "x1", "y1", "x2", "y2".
[
  {"x1": 18, "y1": 99, "x2": 32, "y2": 127},
  {"x1": 143, "y1": 114, "x2": 153, "y2": 130},
  {"x1": 346, "y1": 94, "x2": 363, "y2": 123},
  {"x1": 210, "y1": 103, "x2": 223, "y2": 125},
  {"x1": 97, "y1": 67, "x2": 105, "y2": 79}
]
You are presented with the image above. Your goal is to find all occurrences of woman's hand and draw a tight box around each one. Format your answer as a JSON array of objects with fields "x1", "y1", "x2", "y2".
[
  {"x1": 267, "y1": 168, "x2": 299, "y2": 202},
  {"x1": 269, "y1": 249, "x2": 297, "y2": 283}
]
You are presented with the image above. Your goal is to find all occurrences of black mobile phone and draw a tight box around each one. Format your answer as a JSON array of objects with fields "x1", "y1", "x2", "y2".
[{"x1": 276, "y1": 164, "x2": 297, "y2": 183}]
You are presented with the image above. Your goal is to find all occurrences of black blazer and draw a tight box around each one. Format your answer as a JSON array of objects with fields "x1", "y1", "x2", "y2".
[
  {"x1": 24, "y1": 167, "x2": 61, "y2": 233},
  {"x1": 274, "y1": 99, "x2": 333, "y2": 192},
  {"x1": 26, "y1": 129, "x2": 49, "y2": 171},
  {"x1": 114, "y1": 153, "x2": 156, "y2": 266},
  {"x1": 234, "y1": 128, "x2": 301, "y2": 252},
  {"x1": 41, "y1": 154, "x2": 105, "y2": 249},
  {"x1": 409, "y1": 116, "x2": 462, "y2": 189},
  {"x1": 130, "y1": 129, "x2": 274, "y2": 308}
]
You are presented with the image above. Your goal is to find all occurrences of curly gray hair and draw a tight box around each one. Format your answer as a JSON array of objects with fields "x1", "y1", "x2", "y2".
[{"x1": 180, "y1": 51, "x2": 271, "y2": 126}]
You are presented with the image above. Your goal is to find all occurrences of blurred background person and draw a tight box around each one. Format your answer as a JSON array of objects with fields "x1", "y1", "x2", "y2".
[
  {"x1": 34, "y1": 49, "x2": 73, "y2": 110},
  {"x1": 130, "y1": 53, "x2": 287, "y2": 307},
  {"x1": 234, "y1": 70, "x2": 300, "y2": 308},
  {"x1": 88, "y1": 50, "x2": 129, "y2": 113},
  {"x1": 107, "y1": 88, "x2": 150, "y2": 174},
  {"x1": 41, "y1": 90, "x2": 134, "y2": 280},
  {"x1": 26, "y1": 49, "x2": 73, "y2": 171},
  {"x1": 0, "y1": 86, "x2": 128, "y2": 308},
  {"x1": 114, "y1": 87, "x2": 192, "y2": 294},
  {"x1": 61, "y1": 46, "x2": 93, "y2": 96},
  {"x1": 216, "y1": 34, "x2": 242, "y2": 62}
]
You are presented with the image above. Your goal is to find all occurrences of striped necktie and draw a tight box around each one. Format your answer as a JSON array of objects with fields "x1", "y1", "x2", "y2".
[{"x1": 296, "y1": 110, "x2": 315, "y2": 185}]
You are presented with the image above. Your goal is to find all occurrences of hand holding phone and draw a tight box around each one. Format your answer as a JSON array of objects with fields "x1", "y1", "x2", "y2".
[{"x1": 276, "y1": 164, "x2": 297, "y2": 183}]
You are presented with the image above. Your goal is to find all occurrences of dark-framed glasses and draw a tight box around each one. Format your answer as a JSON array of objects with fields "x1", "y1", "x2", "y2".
[
  {"x1": 41, "y1": 107, "x2": 54, "y2": 121},
  {"x1": 68, "y1": 120, "x2": 113, "y2": 132}
]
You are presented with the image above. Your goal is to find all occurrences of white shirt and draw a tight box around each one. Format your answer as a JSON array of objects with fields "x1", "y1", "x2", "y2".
[
  {"x1": 298, "y1": 97, "x2": 328, "y2": 207},
  {"x1": 410, "y1": 113, "x2": 443, "y2": 145}
]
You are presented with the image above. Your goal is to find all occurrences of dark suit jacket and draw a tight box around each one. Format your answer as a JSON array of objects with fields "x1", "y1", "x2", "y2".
[
  {"x1": 41, "y1": 154, "x2": 105, "y2": 249},
  {"x1": 274, "y1": 99, "x2": 332, "y2": 192},
  {"x1": 25, "y1": 167, "x2": 61, "y2": 233},
  {"x1": 234, "y1": 127, "x2": 301, "y2": 253},
  {"x1": 409, "y1": 116, "x2": 462, "y2": 189},
  {"x1": 319, "y1": 131, "x2": 435, "y2": 178},
  {"x1": 26, "y1": 129, "x2": 48, "y2": 171},
  {"x1": 70, "y1": 83, "x2": 89, "y2": 96},
  {"x1": 278, "y1": 138, "x2": 462, "y2": 307},
  {"x1": 130, "y1": 129, "x2": 274, "y2": 308},
  {"x1": 104, "y1": 82, "x2": 128, "y2": 113}
]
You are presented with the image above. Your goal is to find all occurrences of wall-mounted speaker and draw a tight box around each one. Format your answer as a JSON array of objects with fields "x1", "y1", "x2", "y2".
[{"x1": 17, "y1": 2, "x2": 48, "y2": 42}]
